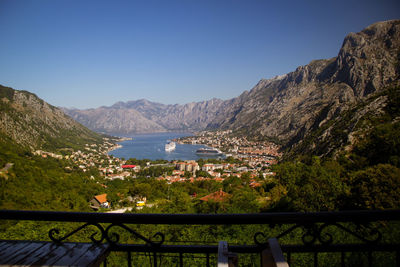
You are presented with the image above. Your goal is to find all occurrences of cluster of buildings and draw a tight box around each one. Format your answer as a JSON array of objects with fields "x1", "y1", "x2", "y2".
[
  {"x1": 158, "y1": 160, "x2": 275, "y2": 186},
  {"x1": 33, "y1": 150, "x2": 63, "y2": 159},
  {"x1": 176, "y1": 130, "x2": 282, "y2": 170},
  {"x1": 175, "y1": 161, "x2": 200, "y2": 173},
  {"x1": 33, "y1": 137, "x2": 136, "y2": 181}
]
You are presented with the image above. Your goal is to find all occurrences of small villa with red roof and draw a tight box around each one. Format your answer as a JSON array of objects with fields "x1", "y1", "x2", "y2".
[
  {"x1": 199, "y1": 189, "x2": 230, "y2": 202},
  {"x1": 90, "y1": 193, "x2": 110, "y2": 210}
]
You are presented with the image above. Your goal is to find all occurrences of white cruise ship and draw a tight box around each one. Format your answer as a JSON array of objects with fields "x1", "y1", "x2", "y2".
[{"x1": 165, "y1": 141, "x2": 176, "y2": 152}]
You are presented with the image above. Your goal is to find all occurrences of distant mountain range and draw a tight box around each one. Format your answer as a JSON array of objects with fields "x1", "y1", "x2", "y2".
[
  {"x1": 64, "y1": 20, "x2": 400, "y2": 154},
  {"x1": 1, "y1": 20, "x2": 398, "y2": 158},
  {"x1": 63, "y1": 98, "x2": 228, "y2": 135}
]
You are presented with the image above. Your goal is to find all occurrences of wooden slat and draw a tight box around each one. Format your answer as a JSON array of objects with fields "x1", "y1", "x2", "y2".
[
  {"x1": 0, "y1": 241, "x2": 109, "y2": 267},
  {"x1": 0, "y1": 241, "x2": 47, "y2": 264},
  {"x1": 11, "y1": 242, "x2": 56, "y2": 265},
  {"x1": 29, "y1": 242, "x2": 78, "y2": 266},
  {"x1": 12, "y1": 243, "x2": 57, "y2": 265},
  {"x1": 71, "y1": 243, "x2": 110, "y2": 267},
  {"x1": 52, "y1": 243, "x2": 108, "y2": 267},
  {"x1": 0, "y1": 241, "x2": 32, "y2": 261},
  {"x1": 0, "y1": 240, "x2": 17, "y2": 251},
  {"x1": 0, "y1": 240, "x2": 14, "y2": 250},
  {"x1": 48, "y1": 243, "x2": 88, "y2": 266}
]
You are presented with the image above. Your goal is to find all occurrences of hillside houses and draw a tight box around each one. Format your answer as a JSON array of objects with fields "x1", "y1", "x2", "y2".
[{"x1": 90, "y1": 193, "x2": 110, "y2": 210}]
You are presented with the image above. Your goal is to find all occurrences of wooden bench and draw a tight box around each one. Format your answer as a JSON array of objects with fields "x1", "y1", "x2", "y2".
[{"x1": 0, "y1": 240, "x2": 110, "y2": 267}]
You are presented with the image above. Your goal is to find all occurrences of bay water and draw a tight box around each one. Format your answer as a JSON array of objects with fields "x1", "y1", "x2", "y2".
[{"x1": 109, "y1": 132, "x2": 218, "y2": 161}]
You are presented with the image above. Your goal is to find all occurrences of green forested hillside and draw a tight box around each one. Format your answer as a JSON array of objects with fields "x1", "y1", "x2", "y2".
[
  {"x1": 0, "y1": 136, "x2": 104, "y2": 211},
  {"x1": 0, "y1": 84, "x2": 114, "y2": 211},
  {"x1": 268, "y1": 86, "x2": 400, "y2": 212},
  {"x1": 0, "y1": 84, "x2": 105, "y2": 152}
]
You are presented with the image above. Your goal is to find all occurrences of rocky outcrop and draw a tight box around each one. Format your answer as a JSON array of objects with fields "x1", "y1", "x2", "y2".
[
  {"x1": 64, "y1": 20, "x2": 400, "y2": 156},
  {"x1": 330, "y1": 20, "x2": 400, "y2": 96},
  {"x1": 207, "y1": 20, "x2": 400, "y2": 150},
  {"x1": 0, "y1": 85, "x2": 103, "y2": 150}
]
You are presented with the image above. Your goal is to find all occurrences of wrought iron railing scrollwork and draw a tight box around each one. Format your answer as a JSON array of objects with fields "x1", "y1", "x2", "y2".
[
  {"x1": 49, "y1": 222, "x2": 106, "y2": 244},
  {"x1": 254, "y1": 221, "x2": 383, "y2": 248},
  {"x1": 1, "y1": 209, "x2": 399, "y2": 267},
  {"x1": 104, "y1": 223, "x2": 165, "y2": 247},
  {"x1": 48, "y1": 221, "x2": 165, "y2": 248}
]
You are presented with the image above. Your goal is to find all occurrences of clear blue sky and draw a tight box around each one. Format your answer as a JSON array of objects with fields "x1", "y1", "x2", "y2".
[{"x1": 0, "y1": 0, "x2": 399, "y2": 109}]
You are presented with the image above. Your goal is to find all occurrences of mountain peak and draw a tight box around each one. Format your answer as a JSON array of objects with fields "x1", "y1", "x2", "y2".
[{"x1": 63, "y1": 20, "x2": 400, "y2": 157}]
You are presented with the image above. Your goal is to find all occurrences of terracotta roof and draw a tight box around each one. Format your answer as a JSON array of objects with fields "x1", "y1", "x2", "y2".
[
  {"x1": 200, "y1": 189, "x2": 230, "y2": 202},
  {"x1": 94, "y1": 194, "x2": 107, "y2": 204},
  {"x1": 122, "y1": 165, "x2": 136, "y2": 168}
]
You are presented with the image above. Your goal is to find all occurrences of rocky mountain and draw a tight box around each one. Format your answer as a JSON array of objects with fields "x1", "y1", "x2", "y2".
[
  {"x1": 208, "y1": 20, "x2": 400, "y2": 155},
  {"x1": 64, "y1": 20, "x2": 400, "y2": 156},
  {"x1": 0, "y1": 85, "x2": 105, "y2": 151},
  {"x1": 64, "y1": 98, "x2": 228, "y2": 135}
]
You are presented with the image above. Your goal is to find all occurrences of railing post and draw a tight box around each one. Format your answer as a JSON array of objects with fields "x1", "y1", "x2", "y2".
[
  {"x1": 261, "y1": 238, "x2": 289, "y2": 267},
  {"x1": 218, "y1": 241, "x2": 229, "y2": 267},
  {"x1": 127, "y1": 251, "x2": 132, "y2": 267},
  {"x1": 218, "y1": 241, "x2": 238, "y2": 267},
  {"x1": 153, "y1": 252, "x2": 157, "y2": 267}
]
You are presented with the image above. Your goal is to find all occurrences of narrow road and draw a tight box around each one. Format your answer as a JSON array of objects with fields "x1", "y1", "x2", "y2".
[{"x1": 106, "y1": 207, "x2": 133, "y2": 213}]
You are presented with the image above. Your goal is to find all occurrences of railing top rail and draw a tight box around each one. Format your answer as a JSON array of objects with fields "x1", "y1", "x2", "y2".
[{"x1": 1, "y1": 209, "x2": 400, "y2": 224}]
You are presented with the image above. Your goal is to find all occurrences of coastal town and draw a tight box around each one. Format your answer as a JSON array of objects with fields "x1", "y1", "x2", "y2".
[{"x1": 31, "y1": 131, "x2": 282, "y2": 210}]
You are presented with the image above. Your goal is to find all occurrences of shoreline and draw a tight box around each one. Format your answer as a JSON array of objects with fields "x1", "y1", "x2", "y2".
[{"x1": 106, "y1": 137, "x2": 132, "y2": 155}]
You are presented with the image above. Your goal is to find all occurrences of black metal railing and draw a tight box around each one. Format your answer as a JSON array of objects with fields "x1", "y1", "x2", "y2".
[{"x1": 1, "y1": 209, "x2": 400, "y2": 266}]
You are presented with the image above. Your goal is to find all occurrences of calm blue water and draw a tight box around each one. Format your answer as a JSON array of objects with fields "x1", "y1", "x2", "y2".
[{"x1": 109, "y1": 132, "x2": 221, "y2": 161}]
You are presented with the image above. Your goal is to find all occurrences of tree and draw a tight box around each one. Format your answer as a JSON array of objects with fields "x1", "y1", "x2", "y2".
[
  {"x1": 273, "y1": 157, "x2": 348, "y2": 211},
  {"x1": 222, "y1": 176, "x2": 242, "y2": 193},
  {"x1": 227, "y1": 187, "x2": 260, "y2": 213},
  {"x1": 346, "y1": 164, "x2": 400, "y2": 210}
]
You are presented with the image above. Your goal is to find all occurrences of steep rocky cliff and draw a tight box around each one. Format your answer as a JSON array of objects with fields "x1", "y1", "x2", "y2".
[
  {"x1": 0, "y1": 85, "x2": 104, "y2": 151},
  {"x1": 64, "y1": 20, "x2": 400, "y2": 156},
  {"x1": 208, "y1": 20, "x2": 400, "y2": 153}
]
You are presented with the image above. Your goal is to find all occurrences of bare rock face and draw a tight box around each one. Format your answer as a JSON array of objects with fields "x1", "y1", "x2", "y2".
[
  {"x1": 207, "y1": 20, "x2": 400, "y2": 150},
  {"x1": 0, "y1": 85, "x2": 103, "y2": 150},
  {"x1": 331, "y1": 20, "x2": 400, "y2": 97},
  {"x1": 64, "y1": 20, "x2": 400, "y2": 155},
  {"x1": 65, "y1": 106, "x2": 166, "y2": 135},
  {"x1": 64, "y1": 98, "x2": 228, "y2": 135}
]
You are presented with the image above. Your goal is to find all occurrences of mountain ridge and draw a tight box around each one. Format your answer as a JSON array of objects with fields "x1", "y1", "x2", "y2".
[
  {"x1": 63, "y1": 20, "x2": 400, "y2": 156},
  {"x1": 0, "y1": 84, "x2": 105, "y2": 152}
]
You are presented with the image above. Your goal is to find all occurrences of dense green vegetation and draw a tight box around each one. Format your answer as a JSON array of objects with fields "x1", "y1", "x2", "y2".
[
  {"x1": 0, "y1": 86, "x2": 399, "y2": 266},
  {"x1": 0, "y1": 138, "x2": 104, "y2": 211},
  {"x1": 266, "y1": 86, "x2": 400, "y2": 213}
]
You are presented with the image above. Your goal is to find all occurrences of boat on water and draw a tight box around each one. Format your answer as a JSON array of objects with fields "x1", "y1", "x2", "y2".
[
  {"x1": 195, "y1": 147, "x2": 223, "y2": 156},
  {"x1": 165, "y1": 141, "x2": 176, "y2": 152}
]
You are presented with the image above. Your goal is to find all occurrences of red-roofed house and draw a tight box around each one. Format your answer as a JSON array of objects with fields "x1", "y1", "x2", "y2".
[
  {"x1": 122, "y1": 164, "x2": 140, "y2": 172},
  {"x1": 122, "y1": 165, "x2": 136, "y2": 169},
  {"x1": 90, "y1": 193, "x2": 110, "y2": 210},
  {"x1": 199, "y1": 189, "x2": 230, "y2": 202}
]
